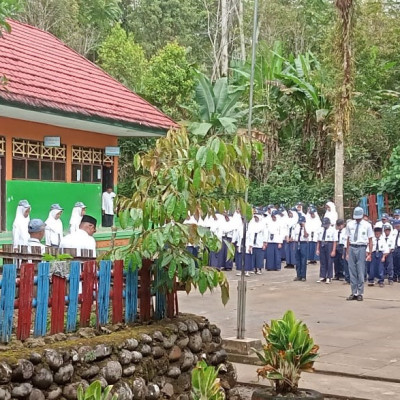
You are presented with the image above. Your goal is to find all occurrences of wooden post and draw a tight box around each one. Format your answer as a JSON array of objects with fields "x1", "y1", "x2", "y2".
[
  {"x1": 50, "y1": 275, "x2": 66, "y2": 334},
  {"x1": 139, "y1": 259, "x2": 152, "y2": 322},
  {"x1": 80, "y1": 261, "x2": 97, "y2": 327},
  {"x1": 17, "y1": 263, "x2": 35, "y2": 341},
  {"x1": 112, "y1": 260, "x2": 124, "y2": 324}
]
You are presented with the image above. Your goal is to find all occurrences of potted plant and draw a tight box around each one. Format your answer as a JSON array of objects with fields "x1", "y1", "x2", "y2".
[{"x1": 252, "y1": 310, "x2": 322, "y2": 400}]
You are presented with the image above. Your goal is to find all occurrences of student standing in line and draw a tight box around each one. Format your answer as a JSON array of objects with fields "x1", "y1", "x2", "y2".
[
  {"x1": 324, "y1": 201, "x2": 338, "y2": 226},
  {"x1": 69, "y1": 202, "x2": 87, "y2": 233},
  {"x1": 383, "y1": 224, "x2": 395, "y2": 285},
  {"x1": 333, "y1": 219, "x2": 346, "y2": 281},
  {"x1": 266, "y1": 210, "x2": 283, "y2": 271},
  {"x1": 285, "y1": 208, "x2": 298, "y2": 268},
  {"x1": 306, "y1": 207, "x2": 320, "y2": 265},
  {"x1": 248, "y1": 211, "x2": 267, "y2": 275},
  {"x1": 233, "y1": 217, "x2": 252, "y2": 277},
  {"x1": 392, "y1": 219, "x2": 400, "y2": 282},
  {"x1": 368, "y1": 226, "x2": 389, "y2": 287},
  {"x1": 316, "y1": 217, "x2": 337, "y2": 284},
  {"x1": 292, "y1": 215, "x2": 309, "y2": 281}
]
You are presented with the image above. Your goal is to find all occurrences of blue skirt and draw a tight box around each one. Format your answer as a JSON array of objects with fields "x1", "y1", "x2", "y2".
[
  {"x1": 252, "y1": 247, "x2": 265, "y2": 269},
  {"x1": 285, "y1": 241, "x2": 297, "y2": 265},
  {"x1": 235, "y1": 252, "x2": 253, "y2": 271}
]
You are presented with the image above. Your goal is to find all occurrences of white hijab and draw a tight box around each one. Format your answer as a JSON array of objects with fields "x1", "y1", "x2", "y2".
[
  {"x1": 45, "y1": 209, "x2": 63, "y2": 246},
  {"x1": 69, "y1": 206, "x2": 84, "y2": 233},
  {"x1": 324, "y1": 201, "x2": 338, "y2": 226},
  {"x1": 12, "y1": 203, "x2": 31, "y2": 248}
]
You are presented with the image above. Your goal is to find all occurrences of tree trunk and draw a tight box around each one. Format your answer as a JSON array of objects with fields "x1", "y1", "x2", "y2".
[
  {"x1": 220, "y1": 0, "x2": 229, "y2": 76},
  {"x1": 236, "y1": 0, "x2": 246, "y2": 62},
  {"x1": 334, "y1": 0, "x2": 354, "y2": 219}
]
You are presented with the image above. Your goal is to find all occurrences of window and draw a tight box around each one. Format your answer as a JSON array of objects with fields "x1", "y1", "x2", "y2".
[
  {"x1": 12, "y1": 139, "x2": 66, "y2": 181},
  {"x1": 71, "y1": 146, "x2": 111, "y2": 183}
]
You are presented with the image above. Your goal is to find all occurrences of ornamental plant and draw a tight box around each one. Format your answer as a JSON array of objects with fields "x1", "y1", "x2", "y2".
[
  {"x1": 115, "y1": 128, "x2": 262, "y2": 305},
  {"x1": 191, "y1": 360, "x2": 225, "y2": 400},
  {"x1": 77, "y1": 381, "x2": 117, "y2": 400},
  {"x1": 254, "y1": 310, "x2": 319, "y2": 395}
]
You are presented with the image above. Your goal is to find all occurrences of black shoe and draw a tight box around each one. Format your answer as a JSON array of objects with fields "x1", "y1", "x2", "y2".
[
  {"x1": 293, "y1": 277, "x2": 300, "y2": 281},
  {"x1": 347, "y1": 295, "x2": 357, "y2": 301},
  {"x1": 333, "y1": 277, "x2": 340, "y2": 281},
  {"x1": 357, "y1": 295, "x2": 363, "y2": 301}
]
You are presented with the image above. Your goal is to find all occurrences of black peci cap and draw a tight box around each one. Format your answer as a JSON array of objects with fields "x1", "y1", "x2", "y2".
[{"x1": 81, "y1": 215, "x2": 97, "y2": 227}]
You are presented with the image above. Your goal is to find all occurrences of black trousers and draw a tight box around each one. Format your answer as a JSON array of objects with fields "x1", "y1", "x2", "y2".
[{"x1": 102, "y1": 214, "x2": 114, "y2": 227}]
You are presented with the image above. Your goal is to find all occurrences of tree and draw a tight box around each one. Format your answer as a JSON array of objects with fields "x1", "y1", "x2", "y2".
[
  {"x1": 115, "y1": 128, "x2": 262, "y2": 305},
  {"x1": 0, "y1": 0, "x2": 21, "y2": 33},
  {"x1": 189, "y1": 72, "x2": 246, "y2": 137},
  {"x1": 333, "y1": 0, "x2": 355, "y2": 219},
  {"x1": 97, "y1": 24, "x2": 147, "y2": 93},
  {"x1": 142, "y1": 42, "x2": 196, "y2": 120}
]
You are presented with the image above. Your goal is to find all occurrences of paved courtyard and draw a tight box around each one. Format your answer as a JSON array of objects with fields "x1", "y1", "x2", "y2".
[{"x1": 179, "y1": 263, "x2": 400, "y2": 398}]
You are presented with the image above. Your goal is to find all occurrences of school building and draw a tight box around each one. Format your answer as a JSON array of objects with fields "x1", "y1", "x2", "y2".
[{"x1": 0, "y1": 20, "x2": 176, "y2": 232}]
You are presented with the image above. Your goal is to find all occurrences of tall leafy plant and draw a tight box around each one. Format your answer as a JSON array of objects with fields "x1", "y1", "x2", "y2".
[
  {"x1": 115, "y1": 128, "x2": 262, "y2": 304},
  {"x1": 191, "y1": 360, "x2": 225, "y2": 400}
]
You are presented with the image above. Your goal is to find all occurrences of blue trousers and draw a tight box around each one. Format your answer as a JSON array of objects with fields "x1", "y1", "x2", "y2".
[
  {"x1": 369, "y1": 251, "x2": 384, "y2": 283},
  {"x1": 333, "y1": 244, "x2": 345, "y2": 279},
  {"x1": 252, "y1": 247, "x2": 265, "y2": 270},
  {"x1": 384, "y1": 253, "x2": 394, "y2": 281},
  {"x1": 319, "y1": 242, "x2": 334, "y2": 279},
  {"x1": 295, "y1": 242, "x2": 308, "y2": 279},
  {"x1": 186, "y1": 246, "x2": 198, "y2": 257},
  {"x1": 308, "y1": 241, "x2": 319, "y2": 261},
  {"x1": 281, "y1": 241, "x2": 287, "y2": 260},
  {"x1": 285, "y1": 241, "x2": 297, "y2": 265},
  {"x1": 343, "y1": 258, "x2": 350, "y2": 282},
  {"x1": 221, "y1": 237, "x2": 233, "y2": 270},
  {"x1": 210, "y1": 249, "x2": 222, "y2": 269},
  {"x1": 235, "y1": 252, "x2": 253, "y2": 271},
  {"x1": 266, "y1": 243, "x2": 281, "y2": 270}
]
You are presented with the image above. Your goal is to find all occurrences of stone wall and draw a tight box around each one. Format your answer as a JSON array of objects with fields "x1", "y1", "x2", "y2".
[{"x1": 0, "y1": 315, "x2": 236, "y2": 400}]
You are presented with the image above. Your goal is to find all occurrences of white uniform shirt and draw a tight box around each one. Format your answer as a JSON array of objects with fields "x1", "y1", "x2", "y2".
[
  {"x1": 266, "y1": 219, "x2": 283, "y2": 244},
  {"x1": 59, "y1": 229, "x2": 96, "y2": 257},
  {"x1": 232, "y1": 224, "x2": 251, "y2": 254},
  {"x1": 371, "y1": 236, "x2": 389, "y2": 254},
  {"x1": 306, "y1": 216, "x2": 321, "y2": 242},
  {"x1": 392, "y1": 229, "x2": 400, "y2": 248},
  {"x1": 248, "y1": 220, "x2": 267, "y2": 248},
  {"x1": 292, "y1": 224, "x2": 308, "y2": 242},
  {"x1": 317, "y1": 226, "x2": 337, "y2": 242},
  {"x1": 27, "y1": 237, "x2": 46, "y2": 255},
  {"x1": 384, "y1": 233, "x2": 395, "y2": 251},
  {"x1": 102, "y1": 191, "x2": 116, "y2": 215},
  {"x1": 12, "y1": 205, "x2": 30, "y2": 248},
  {"x1": 45, "y1": 210, "x2": 64, "y2": 247},
  {"x1": 335, "y1": 229, "x2": 347, "y2": 246},
  {"x1": 346, "y1": 220, "x2": 373, "y2": 245}
]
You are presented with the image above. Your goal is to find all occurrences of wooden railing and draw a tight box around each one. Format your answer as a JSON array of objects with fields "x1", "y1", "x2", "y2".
[{"x1": 0, "y1": 248, "x2": 179, "y2": 343}]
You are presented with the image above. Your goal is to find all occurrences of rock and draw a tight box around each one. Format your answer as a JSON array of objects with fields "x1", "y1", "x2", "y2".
[
  {"x1": 94, "y1": 344, "x2": 112, "y2": 359},
  {"x1": 204, "y1": 342, "x2": 221, "y2": 353},
  {"x1": 29, "y1": 388, "x2": 45, "y2": 400},
  {"x1": 177, "y1": 322, "x2": 188, "y2": 333},
  {"x1": 201, "y1": 329, "x2": 213, "y2": 343},
  {"x1": 70, "y1": 350, "x2": 79, "y2": 363},
  {"x1": 24, "y1": 338, "x2": 45, "y2": 348},
  {"x1": 185, "y1": 319, "x2": 199, "y2": 333},
  {"x1": 139, "y1": 333, "x2": 152, "y2": 344},
  {"x1": 152, "y1": 331, "x2": 164, "y2": 342},
  {"x1": 227, "y1": 387, "x2": 241, "y2": 400},
  {"x1": 0, "y1": 387, "x2": 11, "y2": 400},
  {"x1": 29, "y1": 353, "x2": 42, "y2": 365},
  {"x1": 197, "y1": 319, "x2": 207, "y2": 330},
  {"x1": 43, "y1": 350, "x2": 64, "y2": 370},
  {"x1": 138, "y1": 344, "x2": 152, "y2": 356},
  {"x1": 111, "y1": 382, "x2": 132, "y2": 400},
  {"x1": 188, "y1": 333, "x2": 203, "y2": 353},
  {"x1": 101, "y1": 361, "x2": 122, "y2": 384},
  {"x1": 181, "y1": 350, "x2": 195, "y2": 371},
  {"x1": 176, "y1": 337, "x2": 189, "y2": 349},
  {"x1": 63, "y1": 381, "x2": 89, "y2": 400},
  {"x1": 177, "y1": 395, "x2": 189, "y2": 400},
  {"x1": 54, "y1": 364, "x2": 74, "y2": 384},
  {"x1": 47, "y1": 388, "x2": 62, "y2": 400},
  {"x1": 167, "y1": 366, "x2": 181, "y2": 378},
  {"x1": 78, "y1": 346, "x2": 95, "y2": 362},
  {"x1": 12, "y1": 359, "x2": 34, "y2": 381},
  {"x1": 77, "y1": 327, "x2": 96, "y2": 339},
  {"x1": 131, "y1": 377, "x2": 147, "y2": 400},
  {"x1": 125, "y1": 338, "x2": 139, "y2": 350},
  {"x1": 165, "y1": 324, "x2": 179, "y2": 333},
  {"x1": 0, "y1": 363, "x2": 12, "y2": 384},
  {"x1": 119, "y1": 349, "x2": 132, "y2": 365},
  {"x1": 177, "y1": 373, "x2": 191, "y2": 392},
  {"x1": 153, "y1": 376, "x2": 166, "y2": 390},
  {"x1": 12, "y1": 383, "x2": 32, "y2": 398},
  {"x1": 220, "y1": 363, "x2": 237, "y2": 389},
  {"x1": 79, "y1": 365, "x2": 100, "y2": 379},
  {"x1": 153, "y1": 357, "x2": 168, "y2": 375},
  {"x1": 168, "y1": 345, "x2": 182, "y2": 362},
  {"x1": 146, "y1": 383, "x2": 160, "y2": 400},
  {"x1": 131, "y1": 351, "x2": 143, "y2": 363},
  {"x1": 152, "y1": 346, "x2": 165, "y2": 359},
  {"x1": 209, "y1": 325, "x2": 221, "y2": 336},
  {"x1": 122, "y1": 365, "x2": 136, "y2": 377},
  {"x1": 212, "y1": 336, "x2": 223, "y2": 345},
  {"x1": 209, "y1": 349, "x2": 227, "y2": 366},
  {"x1": 163, "y1": 334, "x2": 177, "y2": 349},
  {"x1": 32, "y1": 368, "x2": 53, "y2": 389},
  {"x1": 161, "y1": 383, "x2": 174, "y2": 398}
]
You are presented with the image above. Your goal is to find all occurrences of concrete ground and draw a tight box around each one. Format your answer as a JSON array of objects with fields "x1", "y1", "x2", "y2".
[{"x1": 178, "y1": 263, "x2": 400, "y2": 399}]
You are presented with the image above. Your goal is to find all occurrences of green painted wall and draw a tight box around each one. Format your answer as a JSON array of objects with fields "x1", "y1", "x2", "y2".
[{"x1": 6, "y1": 181, "x2": 102, "y2": 231}]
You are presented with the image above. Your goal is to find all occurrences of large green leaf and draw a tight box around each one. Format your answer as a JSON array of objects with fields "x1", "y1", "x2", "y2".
[
  {"x1": 195, "y1": 73, "x2": 215, "y2": 121},
  {"x1": 213, "y1": 77, "x2": 229, "y2": 114},
  {"x1": 190, "y1": 122, "x2": 213, "y2": 136},
  {"x1": 218, "y1": 117, "x2": 237, "y2": 134}
]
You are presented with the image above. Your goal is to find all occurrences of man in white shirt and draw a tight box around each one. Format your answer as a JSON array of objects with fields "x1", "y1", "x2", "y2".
[
  {"x1": 346, "y1": 207, "x2": 373, "y2": 301},
  {"x1": 102, "y1": 187, "x2": 116, "y2": 227},
  {"x1": 60, "y1": 215, "x2": 97, "y2": 257},
  {"x1": 316, "y1": 217, "x2": 337, "y2": 284},
  {"x1": 27, "y1": 219, "x2": 47, "y2": 255},
  {"x1": 392, "y1": 219, "x2": 400, "y2": 282},
  {"x1": 383, "y1": 224, "x2": 395, "y2": 284},
  {"x1": 368, "y1": 226, "x2": 389, "y2": 287}
]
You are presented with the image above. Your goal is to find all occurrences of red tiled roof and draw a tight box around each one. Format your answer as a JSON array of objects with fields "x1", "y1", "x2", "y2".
[{"x1": 0, "y1": 20, "x2": 177, "y2": 131}]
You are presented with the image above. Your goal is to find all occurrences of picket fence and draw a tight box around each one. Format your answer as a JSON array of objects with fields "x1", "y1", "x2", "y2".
[
  {"x1": 360, "y1": 193, "x2": 390, "y2": 223},
  {"x1": 0, "y1": 258, "x2": 178, "y2": 344}
]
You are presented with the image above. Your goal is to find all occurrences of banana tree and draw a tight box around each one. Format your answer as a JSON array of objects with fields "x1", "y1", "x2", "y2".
[{"x1": 189, "y1": 72, "x2": 246, "y2": 137}]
